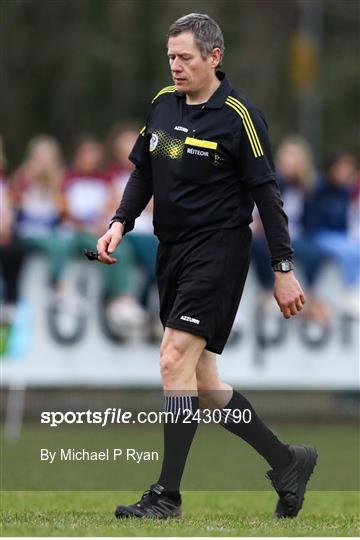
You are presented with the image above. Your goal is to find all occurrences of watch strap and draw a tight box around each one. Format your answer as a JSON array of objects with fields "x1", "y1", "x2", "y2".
[{"x1": 272, "y1": 259, "x2": 294, "y2": 272}]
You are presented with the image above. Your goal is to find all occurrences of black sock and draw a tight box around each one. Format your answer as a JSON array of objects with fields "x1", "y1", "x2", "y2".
[
  {"x1": 158, "y1": 395, "x2": 199, "y2": 493},
  {"x1": 220, "y1": 390, "x2": 292, "y2": 470}
]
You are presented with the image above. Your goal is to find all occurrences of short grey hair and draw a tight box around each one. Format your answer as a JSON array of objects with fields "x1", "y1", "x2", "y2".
[{"x1": 167, "y1": 13, "x2": 225, "y2": 66}]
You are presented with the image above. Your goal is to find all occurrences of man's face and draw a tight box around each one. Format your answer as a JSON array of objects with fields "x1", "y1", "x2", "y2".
[{"x1": 167, "y1": 32, "x2": 218, "y2": 95}]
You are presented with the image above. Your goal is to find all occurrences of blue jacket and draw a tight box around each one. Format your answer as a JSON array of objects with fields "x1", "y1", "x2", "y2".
[{"x1": 303, "y1": 176, "x2": 351, "y2": 234}]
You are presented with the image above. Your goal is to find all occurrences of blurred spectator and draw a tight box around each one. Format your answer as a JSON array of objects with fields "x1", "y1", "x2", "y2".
[
  {"x1": 0, "y1": 136, "x2": 25, "y2": 329},
  {"x1": 252, "y1": 135, "x2": 329, "y2": 324},
  {"x1": 304, "y1": 150, "x2": 359, "y2": 318},
  {"x1": 105, "y1": 124, "x2": 159, "y2": 334},
  {"x1": 349, "y1": 174, "x2": 360, "y2": 242},
  {"x1": 11, "y1": 135, "x2": 67, "y2": 290},
  {"x1": 63, "y1": 134, "x2": 145, "y2": 337}
]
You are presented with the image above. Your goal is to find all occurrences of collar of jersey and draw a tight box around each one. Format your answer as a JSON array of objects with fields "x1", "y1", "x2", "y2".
[{"x1": 175, "y1": 70, "x2": 233, "y2": 110}]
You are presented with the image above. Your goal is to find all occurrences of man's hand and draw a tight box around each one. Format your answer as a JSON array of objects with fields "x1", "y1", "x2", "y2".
[
  {"x1": 273, "y1": 271, "x2": 306, "y2": 319},
  {"x1": 96, "y1": 222, "x2": 124, "y2": 264}
]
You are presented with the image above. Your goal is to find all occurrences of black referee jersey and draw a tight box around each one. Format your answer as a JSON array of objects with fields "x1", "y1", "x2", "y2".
[
  {"x1": 116, "y1": 71, "x2": 278, "y2": 243},
  {"x1": 114, "y1": 70, "x2": 293, "y2": 265}
]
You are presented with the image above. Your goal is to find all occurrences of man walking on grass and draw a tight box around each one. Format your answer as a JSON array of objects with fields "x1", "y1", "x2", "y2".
[{"x1": 97, "y1": 13, "x2": 317, "y2": 520}]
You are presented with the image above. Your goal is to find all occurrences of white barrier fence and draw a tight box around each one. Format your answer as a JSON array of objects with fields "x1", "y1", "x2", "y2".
[{"x1": 1, "y1": 257, "x2": 359, "y2": 390}]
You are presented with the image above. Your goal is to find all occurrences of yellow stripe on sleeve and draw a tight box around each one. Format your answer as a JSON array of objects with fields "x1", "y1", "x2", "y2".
[
  {"x1": 225, "y1": 100, "x2": 258, "y2": 157},
  {"x1": 151, "y1": 85, "x2": 177, "y2": 103},
  {"x1": 226, "y1": 98, "x2": 262, "y2": 157},
  {"x1": 227, "y1": 96, "x2": 263, "y2": 156},
  {"x1": 226, "y1": 96, "x2": 264, "y2": 157}
]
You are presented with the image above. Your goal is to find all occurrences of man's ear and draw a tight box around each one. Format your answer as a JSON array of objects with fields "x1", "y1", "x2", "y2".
[{"x1": 210, "y1": 48, "x2": 221, "y2": 69}]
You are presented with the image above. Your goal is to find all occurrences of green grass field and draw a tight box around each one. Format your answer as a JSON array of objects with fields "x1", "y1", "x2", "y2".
[
  {"x1": 2, "y1": 422, "x2": 359, "y2": 535},
  {"x1": 1, "y1": 490, "x2": 359, "y2": 536}
]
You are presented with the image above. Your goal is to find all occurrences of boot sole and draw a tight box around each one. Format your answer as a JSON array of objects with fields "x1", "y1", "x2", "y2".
[{"x1": 115, "y1": 507, "x2": 182, "y2": 519}]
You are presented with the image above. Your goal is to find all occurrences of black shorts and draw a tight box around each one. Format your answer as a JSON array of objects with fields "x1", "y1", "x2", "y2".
[{"x1": 156, "y1": 227, "x2": 252, "y2": 354}]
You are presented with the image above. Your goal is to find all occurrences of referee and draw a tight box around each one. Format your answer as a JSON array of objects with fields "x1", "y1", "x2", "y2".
[{"x1": 97, "y1": 13, "x2": 317, "y2": 520}]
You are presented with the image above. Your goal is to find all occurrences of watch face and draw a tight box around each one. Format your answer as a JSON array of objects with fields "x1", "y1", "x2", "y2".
[{"x1": 281, "y1": 261, "x2": 290, "y2": 271}]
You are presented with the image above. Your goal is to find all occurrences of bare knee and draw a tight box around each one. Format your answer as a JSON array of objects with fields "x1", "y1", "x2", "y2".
[
  {"x1": 160, "y1": 340, "x2": 186, "y2": 383},
  {"x1": 160, "y1": 328, "x2": 205, "y2": 390}
]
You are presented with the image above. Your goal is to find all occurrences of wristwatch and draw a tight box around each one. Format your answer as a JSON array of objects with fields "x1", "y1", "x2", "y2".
[
  {"x1": 109, "y1": 217, "x2": 126, "y2": 229},
  {"x1": 272, "y1": 260, "x2": 294, "y2": 272}
]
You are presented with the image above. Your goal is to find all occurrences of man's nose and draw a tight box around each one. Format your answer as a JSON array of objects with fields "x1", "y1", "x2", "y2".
[{"x1": 171, "y1": 57, "x2": 182, "y2": 72}]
